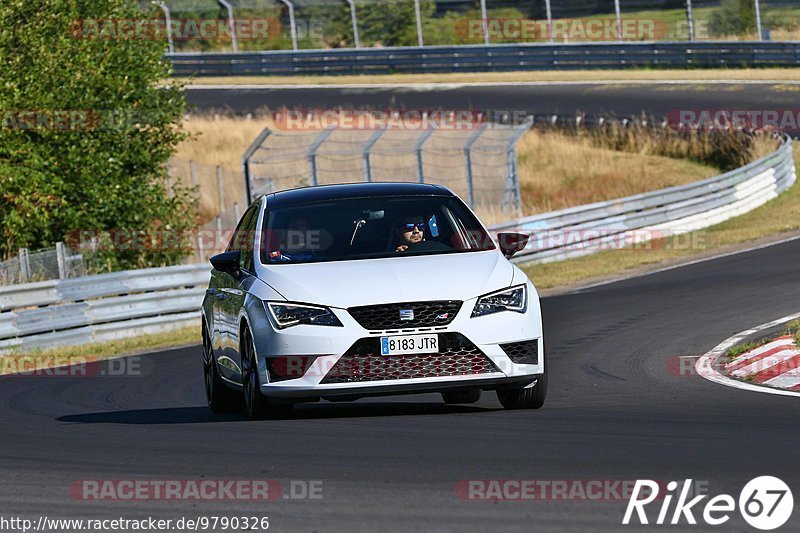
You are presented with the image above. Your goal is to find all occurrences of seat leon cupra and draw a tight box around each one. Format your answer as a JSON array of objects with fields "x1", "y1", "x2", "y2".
[{"x1": 202, "y1": 183, "x2": 546, "y2": 419}]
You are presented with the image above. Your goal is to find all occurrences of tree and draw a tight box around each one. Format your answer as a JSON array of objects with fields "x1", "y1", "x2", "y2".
[
  {"x1": 708, "y1": 0, "x2": 757, "y2": 37},
  {"x1": 0, "y1": 0, "x2": 196, "y2": 269}
]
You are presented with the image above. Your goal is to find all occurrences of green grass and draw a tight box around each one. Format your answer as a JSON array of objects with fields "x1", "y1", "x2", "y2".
[{"x1": 1, "y1": 325, "x2": 200, "y2": 375}]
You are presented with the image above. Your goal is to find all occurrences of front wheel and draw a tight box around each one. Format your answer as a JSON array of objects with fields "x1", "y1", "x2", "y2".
[
  {"x1": 204, "y1": 326, "x2": 240, "y2": 413},
  {"x1": 241, "y1": 328, "x2": 293, "y2": 420},
  {"x1": 497, "y1": 371, "x2": 547, "y2": 410}
]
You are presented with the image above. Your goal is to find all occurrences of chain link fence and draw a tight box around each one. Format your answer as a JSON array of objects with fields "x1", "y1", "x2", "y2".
[
  {"x1": 0, "y1": 243, "x2": 86, "y2": 286},
  {"x1": 243, "y1": 118, "x2": 531, "y2": 221}
]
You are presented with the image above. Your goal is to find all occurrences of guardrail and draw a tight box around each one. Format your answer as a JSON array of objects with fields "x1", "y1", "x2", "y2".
[
  {"x1": 168, "y1": 41, "x2": 800, "y2": 76},
  {"x1": 0, "y1": 137, "x2": 795, "y2": 353},
  {"x1": 497, "y1": 136, "x2": 796, "y2": 264},
  {"x1": 0, "y1": 265, "x2": 209, "y2": 353}
]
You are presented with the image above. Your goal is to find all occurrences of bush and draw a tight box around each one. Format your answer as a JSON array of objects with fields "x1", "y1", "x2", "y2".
[
  {"x1": 0, "y1": 0, "x2": 196, "y2": 270},
  {"x1": 708, "y1": 0, "x2": 756, "y2": 37}
]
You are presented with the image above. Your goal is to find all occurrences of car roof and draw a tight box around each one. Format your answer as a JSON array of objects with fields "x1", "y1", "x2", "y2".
[{"x1": 263, "y1": 182, "x2": 453, "y2": 208}]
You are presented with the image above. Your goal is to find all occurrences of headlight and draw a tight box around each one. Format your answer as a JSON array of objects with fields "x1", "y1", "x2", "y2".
[
  {"x1": 471, "y1": 285, "x2": 527, "y2": 318},
  {"x1": 267, "y1": 302, "x2": 343, "y2": 329}
]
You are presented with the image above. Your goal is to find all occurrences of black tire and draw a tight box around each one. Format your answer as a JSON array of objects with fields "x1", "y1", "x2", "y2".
[
  {"x1": 204, "y1": 325, "x2": 241, "y2": 413},
  {"x1": 442, "y1": 389, "x2": 482, "y2": 404},
  {"x1": 241, "y1": 328, "x2": 293, "y2": 420},
  {"x1": 497, "y1": 371, "x2": 547, "y2": 410}
]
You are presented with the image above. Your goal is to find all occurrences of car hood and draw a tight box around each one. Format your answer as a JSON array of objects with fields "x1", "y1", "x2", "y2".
[{"x1": 257, "y1": 250, "x2": 514, "y2": 308}]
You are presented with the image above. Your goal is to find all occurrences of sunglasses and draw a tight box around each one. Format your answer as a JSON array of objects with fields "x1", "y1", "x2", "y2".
[{"x1": 403, "y1": 222, "x2": 426, "y2": 231}]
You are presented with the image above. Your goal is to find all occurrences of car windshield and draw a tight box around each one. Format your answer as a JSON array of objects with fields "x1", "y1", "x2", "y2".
[{"x1": 260, "y1": 195, "x2": 495, "y2": 264}]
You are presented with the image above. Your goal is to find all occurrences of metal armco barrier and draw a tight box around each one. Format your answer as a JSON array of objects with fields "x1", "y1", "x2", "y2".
[
  {"x1": 0, "y1": 138, "x2": 795, "y2": 353},
  {"x1": 496, "y1": 137, "x2": 796, "y2": 264},
  {"x1": 168, "y1": 41, "x2": 800, "y2": 76}
]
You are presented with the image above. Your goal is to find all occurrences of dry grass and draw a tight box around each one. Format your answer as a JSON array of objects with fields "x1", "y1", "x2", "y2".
[
  {"x1": 522, "y1": 147, "x2": 800, "y2": 289},
  {"x1": 2, "y1": 325, "x2": 200, "y2": 372},
  {"x1": 183, "y1": 68, "x2": 800, "y2": 86},
  {"x1": 516, "y1": 131, "x2": 718, "y2": 213}
]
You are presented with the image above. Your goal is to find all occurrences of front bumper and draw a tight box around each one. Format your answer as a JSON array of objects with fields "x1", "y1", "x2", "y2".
[{"x1": 252, "y1": 285, "x2": 544, "y2": 399}]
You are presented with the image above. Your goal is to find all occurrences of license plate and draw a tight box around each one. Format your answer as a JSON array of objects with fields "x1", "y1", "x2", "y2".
[{"x1": 380, "y1": 334, "x2": 439, "y2": 356}]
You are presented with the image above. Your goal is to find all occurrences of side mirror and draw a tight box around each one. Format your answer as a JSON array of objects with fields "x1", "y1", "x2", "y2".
[
  {"x1": 497, "y1": 233, "x2": 529, "y2": 259},
  {"x1": 210, "y1": 250, "x2": 241, "y2": 275}
]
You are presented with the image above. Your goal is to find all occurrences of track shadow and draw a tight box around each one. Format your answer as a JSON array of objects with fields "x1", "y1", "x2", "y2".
[{"x1": 56, "y1": 401, "x2": 500, "y2": 425}]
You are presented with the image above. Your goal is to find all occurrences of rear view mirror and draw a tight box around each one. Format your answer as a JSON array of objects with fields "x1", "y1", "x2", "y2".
[
  {"x1": 497, "y1": 233, "x2": 529, "y2": 259},
  {"x1": 210, "y1": 250, "x2": 241, "y2": 275}
]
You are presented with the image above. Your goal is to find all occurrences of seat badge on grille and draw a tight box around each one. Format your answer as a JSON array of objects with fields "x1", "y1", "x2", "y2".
[
  {"x1": 399, "y1": 309, "x2": 414, "y2": 321},
  {"x1": 436, "y1": 313, "x2": 449, "y2": 321}
]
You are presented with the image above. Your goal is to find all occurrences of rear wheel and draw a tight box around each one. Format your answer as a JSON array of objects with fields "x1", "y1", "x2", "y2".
[
  {"x1": 241, "y1": 327, "x2": 293, "y2": 420},
  {"x1": 497, "y1": 371, "x2": 547, "y2": 410},
  {"x1": 204, "y1": 325, "x2": 240, "y2": 413},
  {"x1": 442, "y1": 389, "x2": 481, "y2": 404}
]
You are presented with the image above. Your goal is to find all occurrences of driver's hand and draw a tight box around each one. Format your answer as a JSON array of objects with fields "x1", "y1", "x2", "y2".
[{"x1": 395, "y1": 244, "x2": 408, "y2": 252}]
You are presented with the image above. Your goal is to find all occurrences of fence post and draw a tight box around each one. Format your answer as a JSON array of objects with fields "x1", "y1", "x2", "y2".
[
  {"x1": 754, "y1": 0, "x2": 763, "y2": 41},
  {"x1": 362, "y1": 128, "x2": 385, "y2": 182},
  {"x1": 545, "y1": 0, "x2": 553, "y2": 43},
  {"x1": 242, "y1": 127, "x2": 272, "y2": 203},
  {"x1": 414, "y1": 129, "x2": 435, "y2": 183},
  {"x1": 414, "y1": 0, "x2": 424, "y2": 47},
  {"x1": 686, "y1": 0, "x2": 695, "y2": 41},
  {"x1": 18, "y1": 248, "x2": 30, "y2": 283},
  {"x1": 218, "y1": 0, "x2": 238, "y2": 52},
  {"x1": 56, "y1": 241, "x2": 67, "y2": 279},
  {"x1": 614, "y1": 0, "x2": 622, "y2": 41},
  {"x1": 307, "y1": 126, "x2": 335, "y2": 187},
  {"x1": 504, "y1": 119, "x2": 532, "y2": 214},
  {"x1": 216, "y1": 165, "x2": 225, "y2": 214},
  {"x1": 189, "y1": 160, "x2": 197, "y2": 188},
  {"x1": 234, "y1": 202, "x2": 241, "y2": 222},
  {"x1": 156, "y1": 2, "x2": 174, "y2": 54},
  {"x1": 463, "y1": 124, "x2": 488, "y2": 208},
  {"x1": 480, "y1": 0, "x2": 489, "y2": 46},
  {"x1": 279, "y1": 0, "x2": 298, "y2": 50},
  {"x1": 346, "y1": 0, "x2": 360, "y2": 48}
]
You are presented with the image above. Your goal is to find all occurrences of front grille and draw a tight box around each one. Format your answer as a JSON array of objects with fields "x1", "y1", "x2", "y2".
[
  {"x1": 348, "y1": 301, "x2": 462, "y2": 331},
  {"x1": 500, "y1": 339, "x2": 539, "y2": 365},
  {"x1": 321, "y1": 333, "x2": 499, "y2": 384}
]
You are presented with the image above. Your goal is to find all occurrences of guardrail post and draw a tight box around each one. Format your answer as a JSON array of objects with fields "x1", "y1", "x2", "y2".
[
  {"x1": 414, "y1": 129, "x2": 434, "y2": 183},
  {"x1": 362, "y1": 128, "x2": 385, "y2": 182},
  {"x1": 18, "y1": 248, "x2": 30, "y2": 283},
  {"x1": 464, "y1": 123, "x2": 488, "y2": 208},
  {"x1": 307, "y1": 126, "x2": 335, "y2": 187},
  {"x1": 56, "y1": 242, "x2": 67, "y2": 279}
]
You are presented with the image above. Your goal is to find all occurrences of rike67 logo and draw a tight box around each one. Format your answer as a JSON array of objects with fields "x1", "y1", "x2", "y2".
[{"x1": 623, "y1": 477, "x2": 794, "y2": 530}]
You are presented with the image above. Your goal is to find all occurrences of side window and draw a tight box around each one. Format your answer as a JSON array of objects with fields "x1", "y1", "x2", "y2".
[
  {"x1": 239, "y1": 206, "x2": 260, "y2": 272},
  {"x1": 227, "y1": 206, "x2": 258, "y2": 270}
]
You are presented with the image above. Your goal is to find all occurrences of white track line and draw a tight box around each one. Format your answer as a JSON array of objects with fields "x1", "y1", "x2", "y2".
[
  {"x1": 185, "y1": 80, "x2": 800, "y2": 90},
  {"x1": 695, "y1": 312, "x2": 800, "y2": 398},
  {"x1": 764, "y1": 367, "x2": 800, "y2": 388}
]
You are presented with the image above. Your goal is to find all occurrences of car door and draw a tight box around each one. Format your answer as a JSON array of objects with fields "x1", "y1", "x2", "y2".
[{"x1": 215, "y1": 204, "x2": 259, "y2": 383}]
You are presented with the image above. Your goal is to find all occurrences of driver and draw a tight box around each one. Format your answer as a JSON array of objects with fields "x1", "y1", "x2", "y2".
[{"x1": 395, "y1": 215, "x2": 426, "y2": 252}]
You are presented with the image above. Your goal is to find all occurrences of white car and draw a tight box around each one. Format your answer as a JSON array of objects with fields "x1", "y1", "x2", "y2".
[{"x1": 201, "y1": 183, "x2": 546, "y2": 419}]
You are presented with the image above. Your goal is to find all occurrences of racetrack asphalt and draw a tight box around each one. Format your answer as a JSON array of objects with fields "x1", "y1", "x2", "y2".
[
  {"x1": 184, "y1": 82, "x2": 800, "y2": 122},
  {"x1": 1, "y1": 235, "x2": 799, "y2": 532}
]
